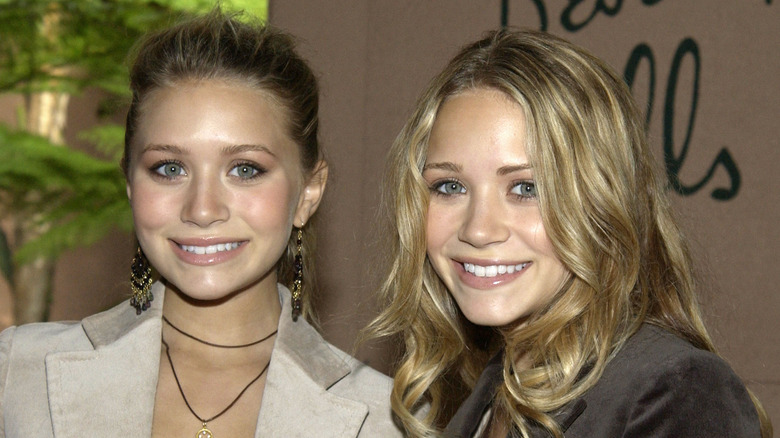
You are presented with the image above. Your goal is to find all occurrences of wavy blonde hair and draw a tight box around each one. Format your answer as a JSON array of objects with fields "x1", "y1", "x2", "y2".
[{"x1": 367, "y1": 29, "x2": 771, "y2": 437}]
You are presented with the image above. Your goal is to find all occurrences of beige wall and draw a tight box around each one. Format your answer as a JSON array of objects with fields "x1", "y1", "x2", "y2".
[
  {"x1": 1, "y1": 0, "x2": 777, "y2": 427},
  {"x1": 268, "y1": 0, "x2": 779, "y2": 425}
]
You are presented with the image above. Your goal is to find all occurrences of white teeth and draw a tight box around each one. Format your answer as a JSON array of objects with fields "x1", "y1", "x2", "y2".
[
  {"x1": 181, "y1": 242, "x2": 241, "y2": 254},
  {"x1": 463, "y1": 262, "x2": 528, "y2": 277}
]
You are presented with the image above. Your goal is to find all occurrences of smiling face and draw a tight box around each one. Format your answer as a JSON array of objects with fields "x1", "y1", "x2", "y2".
[
  {"x1": 126, "y1": 80, "x2": 325, "y2": 302},
  {"x1": 423, "y1": 88, "x2": 569, "y2": 327}
]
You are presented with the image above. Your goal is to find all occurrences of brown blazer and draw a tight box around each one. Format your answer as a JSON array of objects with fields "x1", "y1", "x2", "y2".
[
  {"x1": 0, "y1": 282, "x2": 402, "y2": 437},
  {"x1": 445, "y1": 324, "x2": 761, "y2": 437}
]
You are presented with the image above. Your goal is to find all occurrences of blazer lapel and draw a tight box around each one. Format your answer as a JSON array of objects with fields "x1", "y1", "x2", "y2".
[
  {"x1": 255, "y1": 286, "x2": 368, "y2": 437},
  {"x1": 45, "y1": 283, "x2": 165, "y2": 437}
]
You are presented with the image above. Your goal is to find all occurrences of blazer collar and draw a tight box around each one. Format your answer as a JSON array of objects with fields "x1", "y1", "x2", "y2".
[
  {"x1": 443, "y1": 348, "x2": 587, "y2": 438},
  {"x1": 44, "y1": 283, "x2": 368, "y2": 437},
  {"x1": 45, "y1": 282, "x2": 165, "y2": 437},
  {"x1": 255, "y1": 285, "x2": 368, "y2": 437}
]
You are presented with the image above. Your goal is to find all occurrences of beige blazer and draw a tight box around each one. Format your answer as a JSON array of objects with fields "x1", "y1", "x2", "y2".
[{"x1": 0, "y1": 282, "x2": 401, "y2": 437}]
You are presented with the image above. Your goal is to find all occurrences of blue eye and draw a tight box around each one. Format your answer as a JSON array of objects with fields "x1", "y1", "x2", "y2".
[
  {"x1": 153, "y1": 162, "x2": 185, "y2": 178},
  {"x1": 511, "y1": 181, "x2": 537, "y2": 198},
  {"x1": 229, "y1": 163, "x2": 262, "y2": 179},
  {"x1": 433, "y1": 180, "x2": 466, "y2": 195}
]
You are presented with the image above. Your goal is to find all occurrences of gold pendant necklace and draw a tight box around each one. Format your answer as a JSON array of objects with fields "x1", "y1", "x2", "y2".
[
  {"x1": 197, "y1": 423, "x2": 213, "y2": 438},
  {"x1": 161, "y1": 329, "x2": 275, "y2": 438}
]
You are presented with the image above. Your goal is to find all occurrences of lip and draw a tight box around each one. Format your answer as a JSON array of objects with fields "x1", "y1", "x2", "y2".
[
  {"x1": 169, "y1": 238, "x2": 248, "y2": 266},
  {"x1": 453, "y1": 258, "x2": 530, "y2": 290}
]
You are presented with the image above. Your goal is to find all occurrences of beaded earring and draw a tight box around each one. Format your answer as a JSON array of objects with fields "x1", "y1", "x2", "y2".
[
  {"x1": 291, "y1": 228, "x2": 303, "y2": 320},
  {"x1": 130, "y1": 245, "x2": 153, "y2": 314}
]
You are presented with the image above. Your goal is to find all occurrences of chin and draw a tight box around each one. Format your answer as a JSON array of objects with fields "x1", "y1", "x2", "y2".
[
  {"x1": 463, "y1": 312, "x2": 521, "y2": 328},
  {"x1": 165, "y1": 278, "x2": 244, "y2": 302},
  {"x1": 458, "y1": 304, "x2": 524, "y2": 327}
]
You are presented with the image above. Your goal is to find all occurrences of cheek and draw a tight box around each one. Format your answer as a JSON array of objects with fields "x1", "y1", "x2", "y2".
[
  {"x1": 531, "y1": 221, "x2": 553, "y2": 253},
  {"x1": 521, "y1": 208, "x2": 556, "y2": 255},
  {"x1": 529, "y1": 217, "x2": 570, "y2": 285},
  {"x1": 240, "y1": 180, "x2": 298, "y2": 229},
  {"x1": 425, "y1": 205, "x2": 449, "y2": 254},
  {"x1": 129, "y1": 182, "x2": 174, "y2": 233}
]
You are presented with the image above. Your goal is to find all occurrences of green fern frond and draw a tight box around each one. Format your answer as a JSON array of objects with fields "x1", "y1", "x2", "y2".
[
  {"x1": 0, "y1": 124, "x2": 131, "y2": 264},
  {"x1": 14, "y1": 198, "x2": 132, "y2": 264},
  {"x1": 78, "y1": 124, "x2": 126, "y2": 162}
]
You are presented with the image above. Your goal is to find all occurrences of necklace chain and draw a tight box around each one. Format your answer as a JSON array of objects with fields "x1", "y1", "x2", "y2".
[
  {"x1": 163, "y1": 315, "x2": 278, "y2": 348},
  {"x1": 161, "y1": 329, "x2": 275, "y2": 428}
]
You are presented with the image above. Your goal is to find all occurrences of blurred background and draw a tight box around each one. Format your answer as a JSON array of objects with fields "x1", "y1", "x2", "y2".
[{"x1": 1, "y1": 0, "x2": 777, "y2": 426}]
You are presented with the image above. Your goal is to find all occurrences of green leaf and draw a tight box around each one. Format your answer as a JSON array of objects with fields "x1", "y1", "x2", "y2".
[
  {"x1": 222, "y1": 0, "x2": 268, "y2": 18},
  {"x1": 78, "y1": 124, "x2": 126, "y2": 162},
  {"x1": 0, "y1": 124, "x2": 131, "y2": 264},
  {"x1": 0, "y1": 0, "x2": 267, "y2": 268},
  {"x1": 14, "y1": 198, "x2": 132, "y2": 264}
]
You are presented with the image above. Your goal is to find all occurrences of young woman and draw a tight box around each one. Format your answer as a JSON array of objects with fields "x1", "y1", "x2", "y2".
[
  {"x1": 369, "y1": 29, "x2": 772, "y2": 437},
  {"x1": 0, "y1": 11, "x2": 401, "y2": 437}
]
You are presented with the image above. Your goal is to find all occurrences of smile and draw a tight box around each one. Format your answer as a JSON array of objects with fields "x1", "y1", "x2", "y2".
[
  {"x1": 178, "y1": 242, "x2": 243, "y2": 255},
  {"x1": 463, "y1": 262, "x2": 529, "y2": 277}
]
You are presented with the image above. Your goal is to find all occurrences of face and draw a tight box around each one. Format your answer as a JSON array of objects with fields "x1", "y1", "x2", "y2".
[
  {"x1": 423, "y1": 88, "x2": 569, "y2": 327},
  {"x1": 126, "y1": 80, "x2": 326, "y2": 302}
]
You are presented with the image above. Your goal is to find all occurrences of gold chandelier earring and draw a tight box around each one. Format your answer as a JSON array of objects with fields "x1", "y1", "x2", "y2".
[
  {"x1": 291, "y1": 227, "x2": 303, "y2": 320},
  {"x1": 130, "y1": 245, "x2": 153, "y2": 314}
]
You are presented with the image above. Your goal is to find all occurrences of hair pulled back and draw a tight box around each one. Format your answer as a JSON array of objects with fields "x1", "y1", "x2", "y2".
[{"x1": 123, "y1": 9, "x2": 322, "y2": 321}]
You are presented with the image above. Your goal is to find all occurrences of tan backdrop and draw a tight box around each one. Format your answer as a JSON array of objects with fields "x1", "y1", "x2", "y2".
[
  {"x1": 267, "y1": 0, "x2": 780, "y2": 426},
  {"x1": 1, "y1": 0, "x2": 777, "y2": 427}
]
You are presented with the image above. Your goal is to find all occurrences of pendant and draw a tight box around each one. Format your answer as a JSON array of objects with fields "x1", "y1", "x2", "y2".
[{"x1": 197, "y1": 423, "x2": 213, "y2": 438}]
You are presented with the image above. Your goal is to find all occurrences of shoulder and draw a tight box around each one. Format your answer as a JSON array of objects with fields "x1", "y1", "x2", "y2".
[
  {"x1": 327, "y1": 342, "x2": 394, "y2": 401},
  {"x1": 0, "y1": 320, "x2": 89, "y2": 366},
  {"x1": 1, "y1": 320, "x2": 91, "y2": 390},
  {"x1": 607, "y1": 324, "x2": 747, "y2": 392},
  {"x1": 270, "y1": 304, "x2": 401, "y2": 437},
  {"x1": 0, "y1": 295, "x2": 154, "y2": 401},
  {"x1": 569, "y1": 324, "x2": 761, "y2": 437},
  {"x1": 324, "y1": 343, "x2": 400, "y2": 437},
  {"x1": 0, "y1": 321, "x2": 90, "y2": 435}
]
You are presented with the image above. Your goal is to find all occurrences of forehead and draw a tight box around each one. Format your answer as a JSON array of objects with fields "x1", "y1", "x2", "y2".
[
  {"x1": 427, "y1": 88, "x2": 528, "y2": 163},
  {"x1": 132, "y1": 80, "x2": 297, "y2": 156}
]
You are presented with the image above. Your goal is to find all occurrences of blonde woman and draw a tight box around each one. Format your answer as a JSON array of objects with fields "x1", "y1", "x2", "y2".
[
  {"x1": 369, "y1": 29, "x2": 772, "y2": 437},
  {"x1": 0, "y1": 11, "x2": 401, "y2": 437}
]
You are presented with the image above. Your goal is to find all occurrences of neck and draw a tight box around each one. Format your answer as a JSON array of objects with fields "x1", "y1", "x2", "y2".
[{"x1": 161, "y1": 281, "x2": 282, "y2": 350}]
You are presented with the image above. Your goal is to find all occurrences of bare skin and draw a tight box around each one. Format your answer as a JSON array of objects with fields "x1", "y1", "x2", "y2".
[
  {"x1": 151, "y1": 284, "x2": 281, "y2": 437},
  {"x1": 127, "y1": 81, "x2": 327, "y2": 437}
]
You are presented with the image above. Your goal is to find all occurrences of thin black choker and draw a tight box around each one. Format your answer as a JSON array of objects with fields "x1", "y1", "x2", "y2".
[{"x1": 162, "y1": 315, "x2": 278, "y2": 349}]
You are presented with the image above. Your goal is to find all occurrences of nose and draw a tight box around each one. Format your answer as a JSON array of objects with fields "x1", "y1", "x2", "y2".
[
  {"x1": 180, "y1": 174, "x2": 229, "y2": 227},
  {"x1": 458, "y1": 191, "x2": 510, "y2": 247}
]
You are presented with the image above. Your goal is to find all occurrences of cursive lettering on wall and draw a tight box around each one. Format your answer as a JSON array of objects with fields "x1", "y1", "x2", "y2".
[
  {"x1": 625, "y1": 39, "x2": 740, "y2": 200},
  {"x1": 502, "y1": 0, "x2": 748, "y2": 200}
]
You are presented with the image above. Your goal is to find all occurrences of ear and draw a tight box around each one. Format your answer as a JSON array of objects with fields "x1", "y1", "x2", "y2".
[
  {"x1": 126, "y1": 180, "x2": 132, "y2": 202},
  {"x1": 294, "y1": 160, "x2": 328, "y2": 226}
]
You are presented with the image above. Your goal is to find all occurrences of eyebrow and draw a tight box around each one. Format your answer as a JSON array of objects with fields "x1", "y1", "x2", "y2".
[
  {"x1": 497, "y1": 164, "x2": 532, "y2": 176},
  {"x1": 222, "y1": 143, "x2": 277, "y2": 157},
  {"x1": 141, "y1": 143, "x2": 276, "y2": 157},
  {"x1": 422, "y1": 162, "x2": 461, "y2": 173},
  {"x1": 142, "y1": 144, "x2": 184, "y2": 155},
  {"x1": 422, "y1": 162, "x2": 532, "y2": 175}
]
